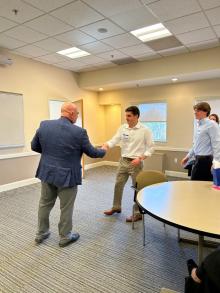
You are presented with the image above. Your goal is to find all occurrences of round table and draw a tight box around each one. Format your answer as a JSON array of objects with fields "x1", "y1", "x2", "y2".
[{"x1": 137, "y1": 180, "x2": 220, "y2": 263}]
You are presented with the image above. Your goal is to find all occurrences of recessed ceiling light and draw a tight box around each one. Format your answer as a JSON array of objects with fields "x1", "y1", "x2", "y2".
[
  {"x1": 172, "y1": 78, "x2": 178, "y2": 82},
  {"x1": 57, "y1": 47, "x2": 90, "y2": 59},
  {"x1": 130, "y1": 23, "x2": 172, "y2": 42},
  {"x1": 99, "y1": 87, "x2": 103, "y2": 91}
]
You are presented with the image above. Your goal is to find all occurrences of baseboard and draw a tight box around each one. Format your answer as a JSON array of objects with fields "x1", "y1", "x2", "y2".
[
  {"x1": 85, "y1": 161, "x2": 118, "y2": 170},
  {"x1": 165, "y1": 170, "x2": 189, "y2": 179},
  {"x1": 0, "y1": 178, "x2": 40, "y2": 193}
]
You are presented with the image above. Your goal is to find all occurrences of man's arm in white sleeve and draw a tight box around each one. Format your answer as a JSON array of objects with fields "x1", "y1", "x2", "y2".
[
  {"x1": 106, "y1": 126, "x2": 122, "y2": 148},
  {"x1": 143, "y1": 128, "x2": 154, "y2": 157}
]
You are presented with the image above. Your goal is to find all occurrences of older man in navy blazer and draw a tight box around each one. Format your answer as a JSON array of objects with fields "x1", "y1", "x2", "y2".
[{"x1": 31, "y1": 102, "x2": 105, "y2": 247}]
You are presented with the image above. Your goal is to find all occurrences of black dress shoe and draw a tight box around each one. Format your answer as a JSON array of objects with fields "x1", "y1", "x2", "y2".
[
  {"x1": 187, "y1": 259, "x2": 198, "y2": 275},
  {"x1": 59, "y1": 232, "x2": 80, "y2": 247}
]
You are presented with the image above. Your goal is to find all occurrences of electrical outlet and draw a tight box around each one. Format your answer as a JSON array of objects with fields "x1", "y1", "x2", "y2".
[{"x1": 174, "y1": 158, "x2": 178, "y2": 164}]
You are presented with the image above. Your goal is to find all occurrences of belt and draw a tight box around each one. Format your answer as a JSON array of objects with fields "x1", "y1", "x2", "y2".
[
  {"x1": 195, "y1": 155, "x2": 213, "y2": 159},
  {"x1": 122, "y1": 157, "x2": 134, "y2": 161}
]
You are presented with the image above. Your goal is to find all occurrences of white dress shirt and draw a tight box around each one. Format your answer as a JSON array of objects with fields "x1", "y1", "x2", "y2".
[
  {"x1": 107, "y1": 122, "x2": 154, "y2": 158},
  {"x1": 188, "y1": 118, "x2": 220, "y2": 161}
]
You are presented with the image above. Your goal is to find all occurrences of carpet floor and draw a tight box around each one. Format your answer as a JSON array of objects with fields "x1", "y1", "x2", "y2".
[{"x1": 0, "y1": 166, "x2": 215, "y2": 293}]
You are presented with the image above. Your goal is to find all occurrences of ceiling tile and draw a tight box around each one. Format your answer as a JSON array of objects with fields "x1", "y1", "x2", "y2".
[
  {"x1": 213, "y1": 24, "x2": 220, "y2": 36},
  {"x1": 119, "y1": 44, "x2": 154, "y2": 56},
  {"x1": 4, "y1": 25, "x2": 47, "y2": 43},
  {"x1": 198, "y1": 0, "x2": 220, "y2": 10},
  {"x1": 205, "y1": 6, "x2": 220, "y2": 25},
  {"x1": 51, "y1": 0, "x2": 104, "y2": 28},
  {"x1": 79, "y1": 41, "x2": 113, "y2": 54},
  {"x1": 22, "y1": 0, "x2": 74, "y2": 12},
  {"x1": 13, "y1": 44, "x2": 50, "y2": 57},
  {"x1": 158, "y1": 46, "x2": 189, "y2": 56},
  {"x1": 102, "y1": 33, "x2": 141, "y2": 49},
  {"x1": 55, "y1": 29, "x2": 96, "y2": 46},
  {"x1": 0, "y1": 33, "x2": 26, "y2": 49},
  {"x1": 78, "y1": 55, "x2": 105, "y2": 65},
  {"x1": 34, "y1": 38, "x2": 70, "y2": 52},
  {"x1": 97, "y1": 50, "x2": 128, "y2": 60},
  {"x1": 177, "y1": 27, "x2": 217, "y2": 45},
  {"x1": 83, "y1": 0, "x2": 142, "y2": 17},
  {"x1": 0, "y1": 0, "x2": 44, "y2": 23},
  {"x1": 187, "y1": 39, "x2": 219, "y2": 51},
  {"x1": 148, "y1": 0, "x2": 201, "y2": 21},
  {"x1": 55, "y1": 59, "x2": 82, "y2": 67},
  {"x1": 24, "y1": 14, "x2": 73, "y2": 36},
  {"x1": 80, "y1": 19, "x2": 125, "y2": 40},
  {"x1": 110, "y1": 6, "x2": 158, "y2": 31},
  {"x1": 136, "y1": 53, "x2": 160, "y2": 61},
  {"x1": 0, "y1": 16, "x2": 17, "y2": 33},
  {"x1": 164, "y1": 12, "x2": 210, "y2": 35},
  {"x1": 35, "y1": 53, "x2": 69, "y2": 63}
]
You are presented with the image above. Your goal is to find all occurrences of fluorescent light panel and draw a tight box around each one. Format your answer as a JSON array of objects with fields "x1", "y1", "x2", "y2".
[
  {"x1": 130, "y1": 23, "x2": 172, "y2": 42},
  {"x1": 57, "y1": 47, "x2": 90, "y2": 59}
]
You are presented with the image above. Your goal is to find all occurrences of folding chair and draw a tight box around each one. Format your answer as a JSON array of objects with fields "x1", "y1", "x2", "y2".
[{"x1": 132, "y1": 170, "x2": 167, "y2": 246}]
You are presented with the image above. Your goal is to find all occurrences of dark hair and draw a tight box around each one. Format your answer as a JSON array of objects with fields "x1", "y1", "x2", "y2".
[
  {"x1": 193, "y1": 102, "x2": 211, "y2": 116},
  {"x1": 125, "y1": 106, "x2": 140, "y2": 118},
  {"x1": 209, "y1": 113, "x2": 219, "y2": 124}
]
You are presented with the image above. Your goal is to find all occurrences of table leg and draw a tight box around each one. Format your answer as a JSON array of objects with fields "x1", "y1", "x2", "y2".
[{"x1": 198, "y1": 235, "x2": 204, "y2": 265}]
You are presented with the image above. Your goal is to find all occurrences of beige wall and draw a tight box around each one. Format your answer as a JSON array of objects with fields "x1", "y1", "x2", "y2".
[
  {"x1": 98, "y1": 78, "x2": 220, "y2": 149},
  {"x1": 0, "y1": 52, "x2": 104, "y2": 153}
]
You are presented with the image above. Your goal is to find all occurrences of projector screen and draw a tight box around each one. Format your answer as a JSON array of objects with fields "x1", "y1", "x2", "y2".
[{"x1": 0, "y1": 91, "x2": 24, "y2": 148}]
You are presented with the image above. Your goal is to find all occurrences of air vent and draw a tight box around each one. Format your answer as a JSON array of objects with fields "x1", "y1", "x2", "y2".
[
  {"x1": 111, "y1": 57, "x2": 138, "y2": 65},
  {"x1": 145, "y1": 36, "x2": 182, "y2": 51}
]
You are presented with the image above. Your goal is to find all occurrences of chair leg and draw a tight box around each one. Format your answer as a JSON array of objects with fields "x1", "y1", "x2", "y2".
[
  {"x1": 132, "y1": 204, "x2": 135, "y2": 230},
  {"x1": 143, "y1": 214, "x2": 145, "y2": 246}
]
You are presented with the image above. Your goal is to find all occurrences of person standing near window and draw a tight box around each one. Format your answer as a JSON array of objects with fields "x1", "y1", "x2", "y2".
[
  {"x1": 181, "y1": 102, "x2": 220, "y2": 181},
  {"x1": 102, "y1": 106, "x2": 154, "y2": 222}
]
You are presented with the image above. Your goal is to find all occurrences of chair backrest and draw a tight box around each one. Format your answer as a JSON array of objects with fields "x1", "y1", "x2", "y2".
[{"x1": 136, "y1": 170, "x2": 167, "y2": 191}]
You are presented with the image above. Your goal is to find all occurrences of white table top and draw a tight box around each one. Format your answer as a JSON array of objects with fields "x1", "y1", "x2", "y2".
[{"x1": 137, "y1": 181, "x2": 220, "y2": 238}]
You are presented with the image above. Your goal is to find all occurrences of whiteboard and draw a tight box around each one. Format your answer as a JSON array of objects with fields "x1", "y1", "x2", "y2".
[{"x1": 0, "y1": 91, "x2": 24, "y2": 148}]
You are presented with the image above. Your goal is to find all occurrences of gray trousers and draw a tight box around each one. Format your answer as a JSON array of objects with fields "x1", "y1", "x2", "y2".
[
  {"x1": 112, "y1": 157, "x2": 143, "y2": 215},
  {"x1": 37, "y1": 182, "x2": 77, "y2": 237}
]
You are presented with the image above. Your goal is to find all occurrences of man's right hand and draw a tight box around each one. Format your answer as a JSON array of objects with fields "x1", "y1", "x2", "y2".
[
  {"x1": 101, "y1": 143, "x2": 109, "y2": 151},
  {"x1": 181, "y1": 156, "x2": 189, "y2": 166}
]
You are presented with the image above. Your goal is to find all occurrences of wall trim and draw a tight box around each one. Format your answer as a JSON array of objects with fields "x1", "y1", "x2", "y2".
[
  {"x1": 0, "y1": 178, "x2": 40, "y2": 193},
  {"x1": 0, "y1": 151, "x2": 39, "y2": 160},
  {"x1": 165, "y1": 170, "x2": 189, "y2": 179},
  {"x1": 0, "y1": 166, "x2": 188, "y2": 193}
]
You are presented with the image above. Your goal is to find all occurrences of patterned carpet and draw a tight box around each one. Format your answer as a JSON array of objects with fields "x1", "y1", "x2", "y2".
[{"x1": 0, "y1": 166, "x2": 215, "y2": 293}]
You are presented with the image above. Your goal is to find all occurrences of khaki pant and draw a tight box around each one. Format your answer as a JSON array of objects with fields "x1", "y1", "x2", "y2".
[
  {"x1": 37, "y1": 182, "x2": 77, "y2": 237},
  {"x1": 112, "y1": 157, "x2": 143, "y2": 215}
]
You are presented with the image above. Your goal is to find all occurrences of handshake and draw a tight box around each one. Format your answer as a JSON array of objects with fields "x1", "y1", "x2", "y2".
[{"x1": 101, "y1": 143, "x2": 109, "y2": 152}]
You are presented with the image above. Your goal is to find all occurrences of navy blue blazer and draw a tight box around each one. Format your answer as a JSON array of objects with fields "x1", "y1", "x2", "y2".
[{"x1": 31, "y1": 117, "x2": 105, "y2": 187}]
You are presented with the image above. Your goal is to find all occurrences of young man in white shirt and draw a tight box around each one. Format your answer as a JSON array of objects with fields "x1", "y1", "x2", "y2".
[{"x1": 102, "y1": 106, "x2": 154, "y2": 222}]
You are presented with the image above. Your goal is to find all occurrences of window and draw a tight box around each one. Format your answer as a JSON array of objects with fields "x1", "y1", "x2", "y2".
[{"x1": 138, "y1": 102, "x2": 167, "y2": 142}]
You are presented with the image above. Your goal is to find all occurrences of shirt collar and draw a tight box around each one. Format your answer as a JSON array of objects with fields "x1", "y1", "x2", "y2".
[
  {"x1": 198, "y1": 117, "x2": 209, "y2": 126},
  {"x1": 125, "y1": 122, "x2": 141, "y2": 129}
]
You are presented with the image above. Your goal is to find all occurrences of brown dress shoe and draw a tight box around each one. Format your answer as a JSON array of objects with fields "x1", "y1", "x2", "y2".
[
  {"x1": 104, "y1": 209, "x2": 121, "y2": 215},
  {"x1": 126, "y1": 214, "x2": 142, "y2": 222}
]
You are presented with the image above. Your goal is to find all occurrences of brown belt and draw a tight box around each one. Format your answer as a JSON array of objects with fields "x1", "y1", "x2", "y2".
[{"x1": 122, "y1": 157, "x2": 134, "y2": 161}]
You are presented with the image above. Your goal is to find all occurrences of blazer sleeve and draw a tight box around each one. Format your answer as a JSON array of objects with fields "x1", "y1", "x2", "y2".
[
  {"x1": 80, "y1": 129, "x2": 105, "y2": 158},
  {"x1": 31, "y1": 128, "x2": 42, "y2": 153}
]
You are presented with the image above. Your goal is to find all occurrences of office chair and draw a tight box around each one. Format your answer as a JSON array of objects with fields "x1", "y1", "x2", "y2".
[{"x1": 132, "y1": 170, "x2": 167, "y2": 246}]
